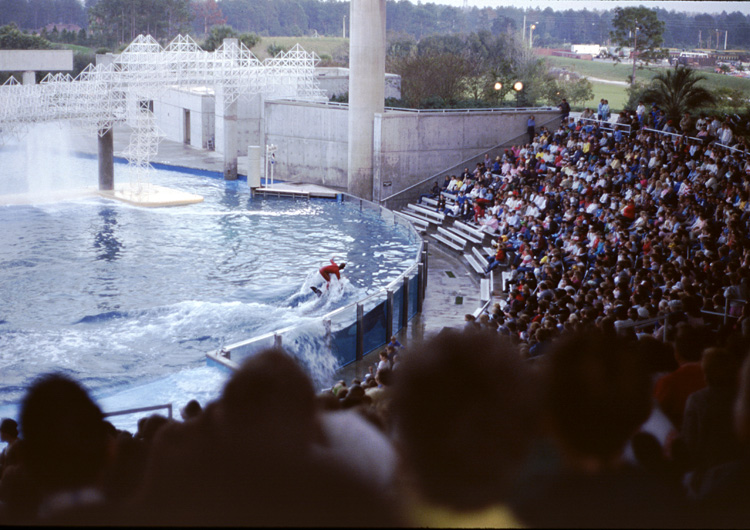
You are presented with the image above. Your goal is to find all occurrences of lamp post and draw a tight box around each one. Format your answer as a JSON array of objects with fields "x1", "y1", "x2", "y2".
[
  {"x1": 631, "y1": 22, "x2": 639, "y2": 86},
  {"x1": 529, "y1": 24, "x2": 536, "y2": 48},
  {"x1": 513, "y1": 81, "x2": 524, "y2": 107},
  {"x1": 493, "y1": 81, "x2": 502, "y2": 104}
]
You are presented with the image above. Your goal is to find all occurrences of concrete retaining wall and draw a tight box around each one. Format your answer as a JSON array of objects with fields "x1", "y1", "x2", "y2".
[
  {"x1": 0, "y1": 50, "x2": 73, "y2": 71},
  {"x1": 373, "y1": 109, "x2": 561, "y2": 201},
  {"x1": 263, "y1": 101, "x2": 561, "y2": 197},
  {"x1": 265, "y1": 101, "x2": 349, "y2": 188}
]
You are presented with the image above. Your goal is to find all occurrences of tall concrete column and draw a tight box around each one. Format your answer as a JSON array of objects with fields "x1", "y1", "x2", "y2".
[
  {"x1": 216, "y1": 38, "x2": 239, "y2": 180},
  {"x1": 347, "y1": 0, "x2": 386, "y2": 201},
  {"x1": 216, "y1": 85, "x2": 238, "y2": 180},
  {"x1": 98, "y1": 128, "x2": 114, "y2": 191}
]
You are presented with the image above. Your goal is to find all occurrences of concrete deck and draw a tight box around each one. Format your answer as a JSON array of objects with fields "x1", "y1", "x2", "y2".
[{"x1": 70, "y1": 123, "x2": 479, "y2": 380}]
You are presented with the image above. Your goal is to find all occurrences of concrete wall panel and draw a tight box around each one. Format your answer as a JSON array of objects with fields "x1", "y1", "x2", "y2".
[{"x1": 0, "y1": 50, "x2": 73, "y2": 71}]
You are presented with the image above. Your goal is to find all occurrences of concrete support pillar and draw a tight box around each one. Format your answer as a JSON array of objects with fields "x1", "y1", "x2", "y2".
[
  {"x1": 22, "y1": 71, "x2": 35, "y2": 85},
  {"x1": 347, "y1": 0, "x2": 386, "y2": 201},
  {"x1": 98, "y1": 128, "x2": 114, "y2": 191},
  {"x1": 217, "y1": 88, "x2": 238, "y2": 180},
  {"x1": 216, "y1": 38, "x2": 239, "y2": 180}
]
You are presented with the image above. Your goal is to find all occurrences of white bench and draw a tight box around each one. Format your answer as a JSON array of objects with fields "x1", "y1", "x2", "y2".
[
  {"x1": 454, "y1": 220, "x2": 486, "y2": 241},
  {"x1": 480, "y1": 278, "x2": 491, "y2": 302},
  {"x1": 401, "y1": 206, "x2": 441, "y2": 226},
  {"x1": 472, "y1": 245, "x2": 488, "y2": 265},
  {"x1": 437, "y1": 226, "x2": 469, "y2": 248},
  {"x1": 407, "y1": 203, "x2": 445, "y2": 223},
  {"x1": 420, "y1": 196, "x2": 439, "y2": 208},
  {"x1": 394, "y1": 211, "x2": 429, "y2": 232},
  {"x1": 446, "y1": 224, "x2": 483, "y2": 245},
  {"x1": 431, "y1": 233, "x2": 464, "y2": 251},
  {"x1": 464, "y1": 252, "x2": 486, "y2": 274}
]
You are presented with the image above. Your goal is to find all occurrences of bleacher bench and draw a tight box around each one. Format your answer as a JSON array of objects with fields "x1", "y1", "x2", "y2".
[
  {"x1": 402, "y1": 207, "x2": 440, "y2": 226},
  {"x1": 480, "y1": 278, "x2": 491, "y2": 303},
  {"x1": 394, "y1": 211, "x2": 429, "y2": 232},
  {"x1": 408, "y1": 203, "x2": 445, "y2": 222},
  {"x1": 447, "y1": 224, "x2": 484, "y2": 245},
  {"x1": 431, "y1": 233, "x2": 464, "y2": 251},
  {"x1": 454, "y1": 220, "x2": 486, "y2": 242},
  {"x1": 464, "y1": 252, "x2": 486, "y2": 275}
]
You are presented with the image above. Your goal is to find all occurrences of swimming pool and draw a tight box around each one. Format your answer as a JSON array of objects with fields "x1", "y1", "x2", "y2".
[{"x1": 0, "y1": 156, "x2": 420, "y2": 428}]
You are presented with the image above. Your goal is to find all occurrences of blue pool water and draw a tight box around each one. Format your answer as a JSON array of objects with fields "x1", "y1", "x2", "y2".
[{"x1": 0, "y1": 157, "x2": 419, "y2": 431}]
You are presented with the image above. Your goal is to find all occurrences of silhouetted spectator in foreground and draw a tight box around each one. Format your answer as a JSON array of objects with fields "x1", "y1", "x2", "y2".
[
  {"x1": 180, "y1": 399, "x2": 202, "y2": 421},
  {"x1": 127, "y1": 348, "x2": 401, "y2": 526},
  {"x1": 0, "y1": 373, "x2": 111, "y2": 524},
  {"x1": 653, "y1": 324, "x2": 707, "y2": 430},
  {"x1": 512, "y1": 332, "x2": 694, "y2": 528},
  {"x1": 682, "y1": 346, "x2": 744, "y2": 496},
  {"x1": 392, "y1": 329, "x2": 537, "y2": 526},
  {"x1": 693, "y1": 346, "x2": 750, "y2": 525},
  {"x1": 0, "y1": 418, "x2": 20, "y2": 481}
]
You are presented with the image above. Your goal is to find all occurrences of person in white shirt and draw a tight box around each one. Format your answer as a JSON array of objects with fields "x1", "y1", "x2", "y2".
[
  {"x1": 719, "y1": 123, "x2": 733, "y2": 146},
  {"x1": 636, "y1": 101, "x2": 646, "y2": 122}
]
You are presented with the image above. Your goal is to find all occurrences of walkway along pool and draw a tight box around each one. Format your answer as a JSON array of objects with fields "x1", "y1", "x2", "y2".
[{"x1": 0, "y1": 155, "x2": 421, "y2": 430}]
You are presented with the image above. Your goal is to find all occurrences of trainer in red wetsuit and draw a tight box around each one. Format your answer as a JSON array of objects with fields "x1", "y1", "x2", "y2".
[
  {"x1": 319, "y1": 258, "x2": 346, "y2": 283},
  {"x1": 311, "y1": 259, "x2": 346, "y2": 296}
]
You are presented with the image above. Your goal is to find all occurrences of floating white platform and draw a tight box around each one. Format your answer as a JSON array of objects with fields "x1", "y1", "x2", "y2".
[{"x1": 99, "y1": 183, "x2": 204, "y2": 207}]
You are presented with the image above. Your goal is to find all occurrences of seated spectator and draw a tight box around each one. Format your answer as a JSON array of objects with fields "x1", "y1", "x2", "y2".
[
  {"x1": 0, "y1": 374, "x2": 111, "y2": 524},
  {"x1": 653, "y1": 324, "x2": 707, "y2": 430},
  {"x1": 682, "y1": 346, "x2": 744, "y2": 496},
  {"x1": 392, "y1": 329, "x2": 537, "y2": 526},
  {"x1": 0, "y1": 418, "x2": 20, "y2": 482},
  {"x1": 126, "y1": 348, "x2": 401, "y2": 526},
  {"x1": 511, "y1": 331, "x2": 694, "y2": 528},
  {"x1": 180, "y1": 399, "x2": 202, "y2": 421},
  {"x1": 695, "y1": 350, "x2": 750, "y2": 525}
]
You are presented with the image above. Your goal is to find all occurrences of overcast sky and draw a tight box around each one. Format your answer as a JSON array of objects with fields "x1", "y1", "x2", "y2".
[{"x1": 429, "y1": 1, "x2": 750, "y2": 16}]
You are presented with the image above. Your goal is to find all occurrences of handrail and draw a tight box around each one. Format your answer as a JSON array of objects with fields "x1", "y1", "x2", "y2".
[
  {"x1": 103, "y1": 403, "x2": 173, "y2": 420},
  {"x1": 576, "y1": 116, "x2": 632, "y2": 134},
  {"x1": 714, "y1": 142, "x2": 748, "y2": 155},
  {"x1": 379, "y1": 112, "x2": 562, "y2": 207},
  {"x1": 274, "y1": 98, "x2": 556, "y2": 115},
  {"x1": 640, "y1": 127, "x2": 704, "y2": 144}
]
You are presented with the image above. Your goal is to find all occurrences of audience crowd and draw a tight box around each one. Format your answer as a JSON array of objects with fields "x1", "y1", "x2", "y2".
[{"x1": 3, "y1": 105, "x2": 750, "y2": 526}]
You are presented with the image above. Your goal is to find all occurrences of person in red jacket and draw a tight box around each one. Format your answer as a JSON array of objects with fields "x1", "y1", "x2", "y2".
[{"x1": 311, "y1": 259, "x2": 346, "y2": 296}]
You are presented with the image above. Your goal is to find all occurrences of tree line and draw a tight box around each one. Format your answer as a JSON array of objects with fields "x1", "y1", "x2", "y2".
[{"x1": 2, "y1": 0, "x2": 750, "y2": 50}]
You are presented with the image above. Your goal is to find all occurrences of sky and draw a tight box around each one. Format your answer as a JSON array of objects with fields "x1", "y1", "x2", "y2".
[{"x1": 429, "y1": 1, "x2": 750, "y2": 16}]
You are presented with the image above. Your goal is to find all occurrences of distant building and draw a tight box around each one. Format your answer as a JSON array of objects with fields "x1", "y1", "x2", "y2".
[
  {"x1": 315, "y1": 67, "x2": 401, "y2": 100},
  {"x1": 570, "y1": 44, "x2": 600, "y2": 56},
  {"x1": 40, "y1": 23, "x2": 82, "y2": 34}
]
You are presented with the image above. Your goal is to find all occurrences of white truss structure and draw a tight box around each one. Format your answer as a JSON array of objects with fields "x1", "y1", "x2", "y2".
[{"x1": 0, "y1": 34, "x2": 324, "y2": 184}]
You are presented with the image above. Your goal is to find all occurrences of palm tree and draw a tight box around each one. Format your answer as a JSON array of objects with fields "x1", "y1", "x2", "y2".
[{"x1": 641, "y1": 65, "x2": 716, "y2": 123}]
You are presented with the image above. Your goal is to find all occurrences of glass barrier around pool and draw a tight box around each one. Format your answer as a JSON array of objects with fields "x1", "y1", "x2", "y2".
[{"x1": 207, "y1": 194, "x2": 427, "y2": 382}]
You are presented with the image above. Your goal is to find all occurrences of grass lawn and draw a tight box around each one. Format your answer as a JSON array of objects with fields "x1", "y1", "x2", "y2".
[
  {"x1": 58, "y1": 43, "x2": 94, "y2": 54},
  {"x1": 250, "y1": 36, "x2": 348, "y2": 60},
  {"x1": 578, "y1": 82, "x2": 629, "y2": 114},
  {"x1": 545, "y1": 54, "x2": 750, "y2": 114}
]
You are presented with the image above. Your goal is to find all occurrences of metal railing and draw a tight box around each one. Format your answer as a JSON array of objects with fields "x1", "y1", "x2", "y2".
[
  {"x1": 379, "y1": 112, "x2": 563, "y2": 211},
  {"x1": 207, "y1": 194, "x2": 426, "y2": 373},
  {"x1": 275, "y1": 98, "x2": 556, "y2": 115},
  {"x1": 640, "y1": 127, "x2": 704, "y2": 144},
  {"x1": 576, "y1": 116, "x2": 632, "y2": 135},
  {"x1": 103, "y1": 403, "x2": 173, "y2": 420}
]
